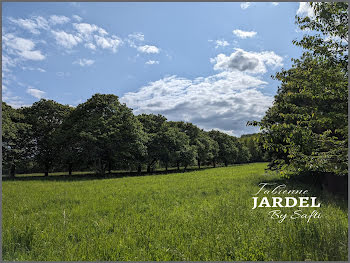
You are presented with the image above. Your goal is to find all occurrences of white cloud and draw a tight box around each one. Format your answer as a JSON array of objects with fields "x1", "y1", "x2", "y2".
[
  {"x1": 240, "y1": 2, "x2": 251, "y2": 10},
  {"x1": 35, "y1": 16, "x2": 50, "y2": 30},
  {"x1": 145, "y1": 60, "x2": 159, "y2": 65},
  {"x1": 73, "y1": 23, "x2": 108, "y2": 39},
  {"x1": 26, "y1": 87, "x2": 46, "y2": 99},
  {"x1": 72, "y1": 15, "x2": 83, "y2": 22},
  {"x1": 73, "y1": 58, "x2": 95, "y2": 66},
  {"x1": 128, "y1": 32, "x2": 144, "y2": 42},
  {"x1": 233, "y1": 29, "x2": 257, "y2": 39},
  {"x1": 297, "y1": 3, "x2": 315, "y2": 18},
  {"x1": 52, "y1": 30, "x2": 82, "y2": 48},
  {"x1": 127, "y1": 32, "x2": 146, "y2": 49},
  {"x1": 8, "y1": 16, "x2": 49, "y2": 34},
  {"x1": 272, "y1": 2, "x2": 279, "y2": 6},
  {"x1": 22, "y1": 66, "x2": 46, "y2": 72},
  {"x1": 4, "y1": 34, "x2": 35, "y2": 50},
  {"x1": 3, "y1": 34, "x2": 45, "y2": 61},
  {"x1": 121, "y1": 71, "x2": 272, "y2": 136},
  {"x1": 137, "y1": 45, "x2": 160, "y2": 54},
  {"x1": 2, "y1": 55, "x2": 17, "y2": 72},
  {"x1": 8, "y1": 17, "x2": 40, "y2": 34},
  {"x1": 20, "y1": 50, "x2": 46, "y2": 60},
  {"x1": 7, "y1": 14, "x2": 129, "y2": 55},
  {"x1": 211, "y1": 48, "x2": 283, "y2": 74},
  {"x1": 121, "y1": 47, "x2": 280, "y2": 135},
  {"x1": 215, "y1": 39, "x2": 229, "y2": 48},
  {"x1": 94, "y1": 35, "x2": 122, "y2": 53},
  {"x1": 85, "y1": 42, "x2": 96, "y2": 50},
  {"x1": 49, "y1": 15, "x2": 70, "y2": 25}
]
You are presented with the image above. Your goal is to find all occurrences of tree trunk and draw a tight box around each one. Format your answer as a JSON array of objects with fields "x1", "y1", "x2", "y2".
[
  {"x1": 177, "y1": 161, "x2": 180, "y2": 171},
  {"x1": 213, "y1": 160, "x2": 216, "y2": 168},
  {"x1": 10, "y1": 163, "x2": 16, "y2": 177},
  {"x1": 224, "y1": 160, "x2": 228, "y2": 167},
  {"x1": 68, "y1": 163, "x2": 72, "y2": 176},
  {"x1": 108, "y1": 161, "x2": 112, "y2": 175},
  {"x1": 137, "y1": 164, "x2": 142, "y2": 175},
  {"x1": 197, "y1": 159, "x2": 201, "y2": 169},
  {"x1": 97, "y1": 158, "x2": 105, "y2": 176},
  {"x1": 147, "y1": 158, "x2": 156, "y2": 174},
  {"x1": 44, "y1": 164, "x2": 49, "y2": 176},
  {"x1": 165, "y1": 162, "x2": 168, "y2": 172}
]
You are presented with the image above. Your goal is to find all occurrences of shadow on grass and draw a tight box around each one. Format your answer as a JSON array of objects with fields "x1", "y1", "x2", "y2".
[
  {"x1": 2, "y1": 166, "x2": 219, "y2": 182},
  {"x1": 256, "y1": 174, "x2": 348, "y2": 207}
]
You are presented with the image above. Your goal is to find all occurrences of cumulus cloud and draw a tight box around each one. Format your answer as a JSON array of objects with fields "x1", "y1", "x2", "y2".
[
  {"x1": 137, "y1": 45, "x2": 160, "y2": 54},
  {"x1": 73, "y1": 58, "x2": 95, "y2": 66},
  {"x1": 128, "y1": 32, "x2": 145, "y2": 42},
  {"x1": 73, "y1": 23, "x2": 108, "y2": 39},
  {"x1": 52, "y1": 30, "x2": 82, "y2": 48},
  {"x1": 19, "y1": 50, "x2": 46, "y2": 60},
  {"x1": 3, "y1": 34, "x2": 45, "y2": 61},
  {"x1": 120, "y1": 47, "x2": 283, "y2": 135},
  {"x1": 6, "y1": 14, "x2": 155, "y2": 56},
  {"x1": 72, "y1": 15, "x2": 83, "y2": 22},
  {"x1": 127, "y1": 32, "x2": 145, "y2": 49},
  {"x1": 214, "y1": 39, "x2": 229, "y2": 48},
  {"x1": 26, "y1": 87, "x2": 46, "y2": 99},
  {"x1": 85, "y1": 42, "x2": 96, "y2": 50},
  {"x1": 49, "y1": 15, "x2": 70, "y2": 25},
  {"x1": 272, "y1": 2, "x2": 279, "y2": 6},
  {"x1": 51, "y1": 22, "x2": 122, "y2": 52},
  {"x1": 297, "y1": 3, "x2": 315, "y2": 18},
  {"x1": 8, "y1": 16, "x2": 49, "y2": 34},
  {"x1": 94, "y1": 35, "x2": 122, "y2": 53},
  {"x1": 233, "y1": 29, "x2": 257, "y2": 39},
  {"x1": 240, "y1": 2, "x2": 251, "y2": 10},
  {"x1": 121, "y1": 71, "x2": 272, "y2": 136},
  {"x1": 145, "y1": 60, "x2": 159, "y2": 65},
  {"x1": 211, "y1": 48, "x2": 283, "y2": 74}
]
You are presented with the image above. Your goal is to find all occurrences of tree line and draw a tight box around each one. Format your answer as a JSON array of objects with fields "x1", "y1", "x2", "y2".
[{"x1": 2, "y1": 96, "x2": 267, "y2": 177}]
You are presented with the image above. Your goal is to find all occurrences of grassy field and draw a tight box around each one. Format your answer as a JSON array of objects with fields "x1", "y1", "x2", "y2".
[{"x1": 2, "y1": 163, "x2": 348, "y2": 261}]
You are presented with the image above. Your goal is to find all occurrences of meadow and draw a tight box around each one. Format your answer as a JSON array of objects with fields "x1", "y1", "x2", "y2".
[{"x1": 2, "y1": 163, "x2": 348, "y2": 261}]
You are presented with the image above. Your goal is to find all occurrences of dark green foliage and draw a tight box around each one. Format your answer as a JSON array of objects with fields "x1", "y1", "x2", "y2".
[
  {"x1": 295, "y1": 2, "x2": 348, "y2": 70},
  {"x1": 169, "y1": 121, "x2": 219, "y2": 168},
  {"x1": 21, "y1": 99, "x2": 72, "y2": 176},
  {"x1": 155, "y1": 123, "x2": 194, "y2": 171},
  {"x1": 137, "y1": 114, "x2": 167, "y2": 172},
  {"x1": 250, "y1": 2, "x2": 348, "y2": 177},
  {"x1": 239, "y1": 133, "x2": 268, "y2": 162},
  {"x1": 208, "y1": 130, "x2": 239, "y2": 167},
  {"x1": 64, "y1": 94, "x2": 147, "y2": 175},
  {"x1": 2, "y1": 102, "x2": 33, "y2": 176}
]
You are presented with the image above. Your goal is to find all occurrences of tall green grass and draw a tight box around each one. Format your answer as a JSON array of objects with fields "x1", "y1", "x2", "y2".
[{"x1": 2, "y1": 163, "x2": 348, "y2": 261}]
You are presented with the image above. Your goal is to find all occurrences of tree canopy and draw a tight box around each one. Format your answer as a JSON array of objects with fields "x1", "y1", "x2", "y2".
[{"x1": 249, "y1": 2, "x2": 348, "y2": 177}]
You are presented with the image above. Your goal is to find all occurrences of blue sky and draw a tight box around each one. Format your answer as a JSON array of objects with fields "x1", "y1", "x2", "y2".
[{"x1": 2, "y1": 2, "x2": 314, "y2": 136}]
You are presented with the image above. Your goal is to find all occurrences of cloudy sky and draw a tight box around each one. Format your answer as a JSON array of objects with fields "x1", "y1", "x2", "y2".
[{"x1": 2, "y1": 2, "x2": 313, "y2": 136}]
